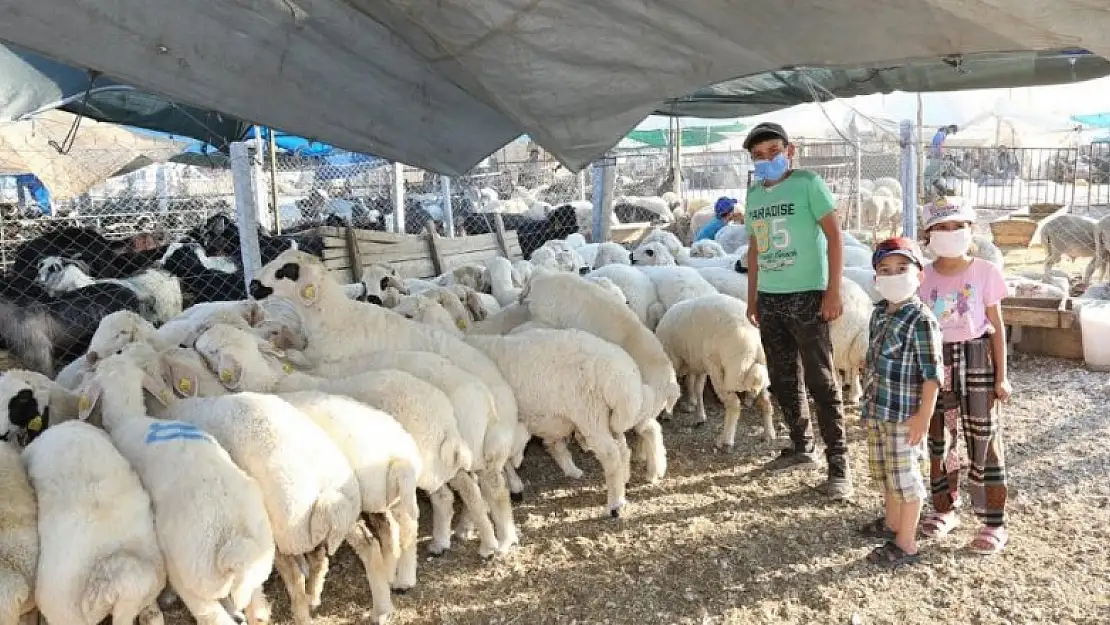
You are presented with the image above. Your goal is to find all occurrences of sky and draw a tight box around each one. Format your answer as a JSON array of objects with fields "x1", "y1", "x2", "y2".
[{"x1": 634, "y1": 74, "x2": 1110, "y2": 135}]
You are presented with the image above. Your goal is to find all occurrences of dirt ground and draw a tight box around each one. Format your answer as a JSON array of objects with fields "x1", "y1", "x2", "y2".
[{"x1": 154, "y1": 352, "x2": 1110, "y2": 625}]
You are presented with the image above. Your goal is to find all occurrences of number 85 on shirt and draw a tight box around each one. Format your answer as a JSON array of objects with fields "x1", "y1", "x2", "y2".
[{"x1": 752, "y1": 217, "x2": 792, "y2": 252}]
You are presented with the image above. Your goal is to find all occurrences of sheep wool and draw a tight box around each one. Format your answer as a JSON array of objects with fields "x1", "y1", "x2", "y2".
[
  {"x1": 0, "y1": 443, "x2": 37, "y2": 624},
  {"x1": 23, "y1": 422, "x2": 166, "y2": 625}
]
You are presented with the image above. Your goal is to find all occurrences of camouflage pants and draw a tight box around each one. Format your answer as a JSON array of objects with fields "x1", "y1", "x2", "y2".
[{"x1": 756, "y1": 290, "x2": 847, "y2": 459}]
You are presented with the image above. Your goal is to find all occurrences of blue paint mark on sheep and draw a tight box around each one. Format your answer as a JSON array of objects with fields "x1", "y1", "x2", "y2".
[{"x1": 145, "y1": 421, "x2": 211, "y2": 444}]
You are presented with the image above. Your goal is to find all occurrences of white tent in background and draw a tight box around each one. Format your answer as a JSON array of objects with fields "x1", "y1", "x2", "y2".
[{"x1": 947, "y1": 98, "x2": 1081, "y2": 148}]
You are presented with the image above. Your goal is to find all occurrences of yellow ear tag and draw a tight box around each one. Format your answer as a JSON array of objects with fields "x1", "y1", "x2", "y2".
[
  {"x1": 177, "y1": 377, "x2": 192, "y2": 393},
  {"x1": 455, "y1": 318, "x2": 467, "y2": 330},
  {"x1": 282, "y1": 361, "x2": 294, "y2": 374},
  {"x1": 301, "y1": 284, "x2": 316, "y2": 300},
  {"x1": 219, "y1": 368, "x2": 234, "y2": 383},
  {"x1": 77, "y1": 395, "x2": 90, "y2": 414},
  {"x1": 26, "y1": 416, "x2": 43, "y2": 432},
  {"x1": 934, "y1": 196, "x2": 948, "y2": 207}
]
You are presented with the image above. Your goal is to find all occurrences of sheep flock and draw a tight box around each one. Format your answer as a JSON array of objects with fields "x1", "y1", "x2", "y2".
[{"x1": 0, "y1": 193, "x2": 1104, "y2": 625}]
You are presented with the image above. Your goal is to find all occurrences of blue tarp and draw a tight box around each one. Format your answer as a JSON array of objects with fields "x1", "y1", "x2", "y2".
[{"x1": 1073, "y1": 113, "x2": 1110, "y2": 128}]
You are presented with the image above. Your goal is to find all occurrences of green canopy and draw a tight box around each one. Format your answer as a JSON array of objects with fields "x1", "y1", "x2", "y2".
[{"x1": 625, "y1": 122, "x2": 748, "y2": 148}]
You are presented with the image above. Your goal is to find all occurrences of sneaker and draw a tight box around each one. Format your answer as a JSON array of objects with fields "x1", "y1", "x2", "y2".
[
  {"x1": 763, "y1": 448, "x2": 819, "y2": 473},
  {"x1": 825, "y1": 454, "x2": 854, "y2": 500}
]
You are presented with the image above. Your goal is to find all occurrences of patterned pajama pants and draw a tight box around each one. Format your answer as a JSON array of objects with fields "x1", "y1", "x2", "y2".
[{"x1": 928, "y1": 335, "x2": 1008, "y2": 527}]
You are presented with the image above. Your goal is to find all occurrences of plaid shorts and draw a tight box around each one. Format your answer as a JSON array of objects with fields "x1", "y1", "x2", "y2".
[{"x1": 867, "y1": 420, "x2": 929, "y2": 503}]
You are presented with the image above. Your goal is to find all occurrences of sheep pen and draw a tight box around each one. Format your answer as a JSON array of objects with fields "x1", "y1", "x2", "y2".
[{"x1": 120, "y1": 352, "x2": 1110, "y2": 625}]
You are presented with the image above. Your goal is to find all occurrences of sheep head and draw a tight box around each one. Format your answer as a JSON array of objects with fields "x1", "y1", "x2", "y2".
[
  {"x1": 392, "y1": 294, "x2": 464, "y2": 334},
  {"x1": 359, "y1": 263, "x2": 406, "y2": 306},
  {"x1": 195, "y1": 323, "x2": 293, "y2": 391},
  {"x1": 78, "y1": 343, "x2": 177, "y2": 424},
  {"x1": 250, "y1": 249, "x2": 334, "y2": 307},
  {"x1": 0, "y1": 370, "x2": 56, "y2": 446},
  {"x1": 630, "y1": 241, "x2": 675, "y2": 266},
  {"x1": 87, "y1": 310, "x2": 159, "y2": 365}
]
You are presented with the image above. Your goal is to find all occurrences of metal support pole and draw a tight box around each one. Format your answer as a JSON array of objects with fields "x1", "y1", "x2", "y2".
[
  {"x1": 230, "y1": 141, "x2": 264, "y2": 288},
  {"x1": 392, "y1": 162, "x2": 406, "y2": 234},
  {"x1": 899, "y1": 120, "x2": 919, "y2": 239},
  {"x1": 591, "y1": 152, "x2": 617, "y2": 243},
  {"x1": 440, "y1": 175, "x2": 455, "y2": 237}
]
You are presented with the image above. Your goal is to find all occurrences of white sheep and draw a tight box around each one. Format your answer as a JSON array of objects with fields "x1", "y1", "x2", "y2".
[
  {"x1": 689, "y1": 239, "x2": 727, "y2": 258},
  {"x1": 22, "y1": 421, "x2": 166, "y2": 625},
  {"x1": 639, "y1": 228, "x2": 684, "y2": 257},
  {"x1": 100, "y1": 344, "x2": 361, "y2": 625},
  {"x1": 520, "y1": 272, "x2": 680, "y2": 422},
  {"x1": 153, "y1": 300, "x2": 265, "y2": 348},
  {"x1": 714, "y1": 223, "x2": 749, "y2": 254},
  {"x1": 633, "y1": 240, "x2": 743, "y2": 270},
  {"x1": 695, "y1": 267, "x2": 750, "y2": 301},
  {"x1": 1040, "y1": 213, "x2": 1100, "y2": 283},
  {"x1": 0, "y1": 443, "x2": 37, "y2": 625},
  {"x1": 485, "y1": 257, "x2": 523, "y2": 307},
  {"x1": 1006, "y1": 277, "x2": 1067, "y2": 299},
  {"x1": 586, "y1": 264, "x2": 665, "y2": 328},
  {"x1": 590, "y1": 242, "x2": 632, "y2": 268},
  {"x1": 467, "y1": 328, "x2": 663, "y2": 517},
  {"x1": 271, "y1": 392, "x2": 418, "y2": 622},
  {"x1": 830, "y1": 278, "x2": 874, "y2": 405},
  {"x1": 635, "y1": 265, "x2": 720, "y2": 314},
  {"x1": 654, "y1": 295, "x2": 775, "y2": 449},
  {"x1": 191, "y1": 328, "x2": 497, "y2": 562},
  {"x1": 529, "y1": 246, "x2": 585, "y2": 273},
  {"x1": 249, "y1": 250, "x2": 522, "y2": 494},
  {"x1": 843, "y1": 267, "x2": 881, "y2": 303},
  {"x1": 76, "y1": 349, "x2": 277, "y2": 625},
  {"x1": 205, "y1": 322, "x2": 519, "y2": 555}
]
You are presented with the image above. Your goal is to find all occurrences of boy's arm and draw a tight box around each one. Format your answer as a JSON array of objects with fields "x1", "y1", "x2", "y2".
[
  {"x1": 809, "y1": 175, "x2": 843, "y2": 318},
  {"x1": 908, "y1": 314, "x2": 944, "y2": 443},
  {"x1": 818, "y1": 214, "x2": 844, "y2": 295}
]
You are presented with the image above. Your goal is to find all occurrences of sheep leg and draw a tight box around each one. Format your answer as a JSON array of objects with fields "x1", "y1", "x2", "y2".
[
  {"x1": 273, "y1": 553, "x2": 312, "y2": 625},
  {"x1": 1044, "y1": 247, "x2": 1061, "y2": 283},
  {"x1": 477, "y1": 467, "x2": 520, "y2": 553},
  {"x1": 614, "y1": 432, "x2": 632, "y2": 486},
  {"x1": 846, "y1": 370, "x2": 863, "y2": 405},
  {"x1": 633, "y1": 418, "x2": 667, "y2": 482},
  {"x1": 137, "y1": 604, "x2": 165, "y2": 625},
  {"x1": 111, "y1": 590, "x2": 160, "y2": 625},
  {"x1": 392, "y1": 492, "x2": 420, "y2": 590},
  {"x1": 242, "y1": 587, "x2": 271, "y2": 625},
  {"x1": 1084, "y1": 255, "x2": 1099, "y2": 285},
  {"x1": 504, "y1": 464, "x2": 525, "y2": 502},
  {"x1": 427, "y1": 486, "x2": 456, "y2": 556},
  {"x1": 304, "y1": 544, "x2": 329, "y2": 609},
  {"x1": 543, "y1": 437, "x2": 585, "y2": 479},
  {"x1": 753, "y1": 389, "x2": 777, "y2": 444},
  {"x1": 686, "y1": 373, "x2": 708, "y2": 427},
  {"x1": 578, "y1": 428, "x2": 628, "y2": 518},
  {"x1": 343, "y1": 521, "x2": 394, "y2": 624},
  {"x1": 448, "y1": 472, "x2": 499, "y2": 559},
  {"x1": 713, "y1": 383, "x2": 744, "y2": 452},
  {"x1": 174, "y1": 587, "x2": 239, "y2": 625}
]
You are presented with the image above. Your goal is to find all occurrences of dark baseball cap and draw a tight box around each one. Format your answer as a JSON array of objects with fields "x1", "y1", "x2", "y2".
[
  {"x1": 743, "y1": 122, "x2": 790, "y2": 150},
  {"x1": 871, "y1": 237, "x2": 924, "y2": 269}
]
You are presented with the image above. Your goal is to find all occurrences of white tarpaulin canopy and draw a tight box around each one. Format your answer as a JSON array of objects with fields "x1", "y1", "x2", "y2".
[
  {"x1": 1, "y1": 0, "x2": 1110, "y2": 175},
  {"x1": 0, "y1": 110, "x2": 186, "y2": 199}
]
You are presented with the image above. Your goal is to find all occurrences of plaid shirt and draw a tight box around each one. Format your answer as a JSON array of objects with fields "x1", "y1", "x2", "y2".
[{"x1": 861, "y1": 297, "x2": 945, "y2": 423}]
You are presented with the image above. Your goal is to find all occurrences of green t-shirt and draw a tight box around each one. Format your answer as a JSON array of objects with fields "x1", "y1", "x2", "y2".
[{"x1": 744, "y1": 170, "x2": 836, "y2": 294}]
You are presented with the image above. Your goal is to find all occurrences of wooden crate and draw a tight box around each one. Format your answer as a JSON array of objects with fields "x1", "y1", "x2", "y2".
[
  {"x1": 1002, "y1": 296, "x2": 1075, "y2": 328},
  {"x1": 309, "y1": 225, "x2": 522, "y2": 284},
  {"x1": 1028, "y1": 202, "x2": 1065, "y2": 219},
  {"x1": 1004, "y1": 296, "x2": 1084, "y2": 360},
  {"x1": 989, "y1": 218, "x2": 1038, "y2": 248}
]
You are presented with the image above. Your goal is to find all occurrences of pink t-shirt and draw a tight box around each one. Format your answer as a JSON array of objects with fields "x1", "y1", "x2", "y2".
[{"x1": 919, "y1": 258, "x2": 1007, "y2": 343}]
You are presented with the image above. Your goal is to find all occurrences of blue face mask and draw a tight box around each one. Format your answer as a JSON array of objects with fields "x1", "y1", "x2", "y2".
[{"x1": 753, "y1": 153, "x2": 790, "y2": 181}]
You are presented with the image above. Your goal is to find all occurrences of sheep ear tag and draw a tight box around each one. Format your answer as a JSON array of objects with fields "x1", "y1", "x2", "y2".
[
  {"x1": 176, "y1": 377, "x2": 194, "y2": 396},
  {"x1": 455, "y1": 318, "x2": 467, "y2": 330},
  {"x1": 219, "y1": 368, "x2": 234, "y2": 383},
  {"x1": 26, "y1": 415, "x2": 43, "y2": 432},
  {"x1": 300, "y1": 283, "x2": 318, "y2": 305},
  {"x1": 281, "y1": 361, "x2": 295, "y2": 374}
]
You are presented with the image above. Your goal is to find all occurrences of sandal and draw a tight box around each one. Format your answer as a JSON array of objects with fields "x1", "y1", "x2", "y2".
[
  {"x1": 968, "y1": 525, "x2": 1008, "y2": 555},
  {"x1": 920, "y1": 511, "x2": 960, "y2": 539},
  {"x1": 865, "y1": 541, "x2": 921, "y2": 567},
  {"x1": 858, "y1": 517, "x2": 896, "y2": 541}
]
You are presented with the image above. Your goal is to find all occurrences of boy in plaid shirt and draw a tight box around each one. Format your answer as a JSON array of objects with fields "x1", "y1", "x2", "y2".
[{"x1": 858, "y1": 237, "x2": 944, "y2": 566}]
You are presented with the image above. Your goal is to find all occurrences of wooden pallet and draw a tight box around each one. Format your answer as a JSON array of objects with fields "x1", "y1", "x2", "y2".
[
  {"x1": 1003, "y1": 296, "x2": 1084, "y2": 360},
  {"x1": 308, "y1": 225, "x2": 523, "y2": 284}
]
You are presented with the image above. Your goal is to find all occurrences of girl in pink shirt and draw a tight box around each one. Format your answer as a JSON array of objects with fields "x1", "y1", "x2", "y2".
[{"x1": 916, "y1": 198, "x2": 1011, "y2": 555}]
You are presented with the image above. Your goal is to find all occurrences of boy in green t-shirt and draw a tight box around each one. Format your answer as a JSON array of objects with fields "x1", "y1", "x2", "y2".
[{"x1": 742, "y1": 122, "x2": 852, "y2": 499}]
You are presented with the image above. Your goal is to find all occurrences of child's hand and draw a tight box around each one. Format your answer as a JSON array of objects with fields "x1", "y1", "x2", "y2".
[
  {"x1": 907, "y1": 410, "x2": 930, "y2": 445},
  {"x1": 995, "y1": 377, "x2": 1012, "y2": 402}
]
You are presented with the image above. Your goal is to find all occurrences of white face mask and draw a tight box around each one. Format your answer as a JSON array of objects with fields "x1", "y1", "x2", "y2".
[
  {"x1": 875, "y1": 272, "x2": 921, "y2": 304},
  {"x1": 928, "y1": 228, "x2": 972, "y2": 258}
]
